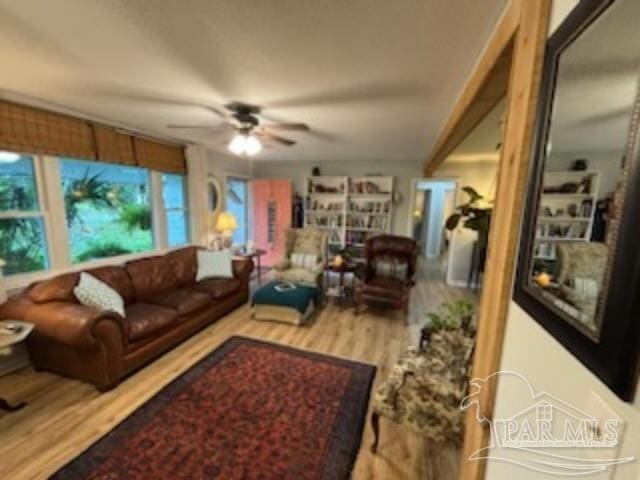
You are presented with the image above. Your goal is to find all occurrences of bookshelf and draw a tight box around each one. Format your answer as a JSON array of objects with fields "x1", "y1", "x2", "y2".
[
  {"x1": 304, "y1": 175, "x2": 393, "y2": 259},
  {"x1": 533, "y1": 171, "x2": 600, "y2": 261}
]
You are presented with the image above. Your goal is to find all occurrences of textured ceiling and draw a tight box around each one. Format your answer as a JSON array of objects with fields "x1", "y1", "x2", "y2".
[{"x1": 0, "y1": 0, "x2": 507, "y2": 162}]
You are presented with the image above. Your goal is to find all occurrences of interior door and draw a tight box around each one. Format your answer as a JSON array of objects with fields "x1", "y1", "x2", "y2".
[{"x1": 250, "y1": 179, "x2": 292, "y2": 266}]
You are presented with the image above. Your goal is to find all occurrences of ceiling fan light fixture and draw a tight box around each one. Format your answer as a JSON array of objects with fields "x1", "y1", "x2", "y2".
[
  {"x1": 244, "y1": 135, "x2": 262, "y2": 156},
  {"x1": 228, "y1": 133, "x2": 262, "y2": 156},
  {"x1": 228, "y1": 134, "x2": 248, "y2": 155}
]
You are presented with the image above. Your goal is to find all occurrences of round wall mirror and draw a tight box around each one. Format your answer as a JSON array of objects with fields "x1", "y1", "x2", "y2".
[{"x1": 208, "y1": 175, "x2": 222, "y2": 215}]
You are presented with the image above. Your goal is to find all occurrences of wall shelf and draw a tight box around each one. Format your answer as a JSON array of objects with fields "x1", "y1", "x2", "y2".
[{"x1": 304, "y1": 175, "x2": 393, "y2": 257}]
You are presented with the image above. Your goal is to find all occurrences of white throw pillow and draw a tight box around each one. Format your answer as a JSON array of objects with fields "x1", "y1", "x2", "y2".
[
  {"x1": 73, "y1": 272, "x2": 126, "y2": 317},
  {"x1": 291, "y1": 253, "x2": 318, "y2": 269},
  {"x1": 197, "y1": 249, "x2": 234, "y2": 281}
]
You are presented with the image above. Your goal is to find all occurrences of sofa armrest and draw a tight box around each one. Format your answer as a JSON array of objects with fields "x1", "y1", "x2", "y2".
[
  {"x1": 311, "y1": 262, "x2": 325, "y2": 277},
  {"x1": 273, "y1": 259, "x2": 291, "y2": 271},
  {"x1": 232, "y1": 258, "x2": 254, "y2": 282},
  {"x1": 23, "y1": 301, "x2": 125, "y2": 349}
]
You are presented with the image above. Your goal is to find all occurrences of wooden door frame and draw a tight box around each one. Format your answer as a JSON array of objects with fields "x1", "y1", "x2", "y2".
[{"x1": 422, "y1": 1, "x2": 551, "y2": 479}]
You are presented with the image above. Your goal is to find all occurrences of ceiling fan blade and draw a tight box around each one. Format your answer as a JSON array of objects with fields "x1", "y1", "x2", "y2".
[
  {"x1": 262, "y1": 123, "x2": 310, "y2": 132},
  {"x1": 167, "y1": 124, "x2": 232, "y2": 132},
  {"x1": 206, "y1": 106, "x2": 230, "y2": 119},
  {"x1": 258, "y1": 131, "x2": 296, "y2": 146}
]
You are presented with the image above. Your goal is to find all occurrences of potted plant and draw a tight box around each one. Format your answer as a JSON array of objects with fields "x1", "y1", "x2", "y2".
[
  {"x1": 445, "y1": 186, "x2": 493, "y2": 287},
  {"x1": 419, "y1": 299, "x2": 475, "y2": 350}
]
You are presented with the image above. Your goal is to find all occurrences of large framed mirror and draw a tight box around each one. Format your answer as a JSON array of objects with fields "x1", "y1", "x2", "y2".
[{"x1": 515, "y1": 0, "x2": 640, "y2": 401}]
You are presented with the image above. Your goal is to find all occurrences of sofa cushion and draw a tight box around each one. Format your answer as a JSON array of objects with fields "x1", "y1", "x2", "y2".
[
  {"x1": 85, "y1": 265, "x2": 135, "y2": 304},
  {"x1": 148, "y1": 288, "x2": 211, "y2": 317},
  {"x1": 165, "y1": 246, "x2": 199, "y2": 287},
  {"x1": 126, "y1": 256, "x2": 178, "y2": 302},
  {"x1": 124, "y1": 303, "x2": 179, "y2": 341},
  {"x1": 28, "y1": 272, "x2": 80, "y2": 304},
  {"x1": 194, "y1": 277, "x2": 242, "y2": 299},
  {"x1": 362, "y1": 277, "x2": 407, "y2": 300}
]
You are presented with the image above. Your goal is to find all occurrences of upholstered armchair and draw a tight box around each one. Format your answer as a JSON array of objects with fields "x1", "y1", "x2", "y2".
[
  {"x1": 555, "y1": 242, "x2": 608, "y2": 319},
  {"x1": 272, "y1": 228, "x2": 328, "y2": 287},
  {"x1": 354, "y1": 235, "x2": 418, "y2": 317},
  {"x1": 370, "y1": 326, "x2": 476, "y2": 451}
]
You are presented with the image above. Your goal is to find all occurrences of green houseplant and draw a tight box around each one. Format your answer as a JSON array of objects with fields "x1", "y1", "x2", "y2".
[{"x1": 445, "y1": 186, "x2": 492, "y2": 249}]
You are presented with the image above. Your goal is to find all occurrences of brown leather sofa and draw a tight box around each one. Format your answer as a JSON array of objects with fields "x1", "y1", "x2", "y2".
[{"x1": 0, "y1": 246, "x2": 252, "y2": 390}]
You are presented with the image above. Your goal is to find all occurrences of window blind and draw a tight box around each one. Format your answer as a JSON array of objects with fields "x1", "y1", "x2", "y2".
[{"x1": 0, "y1": 100, "x2": 186, "y2": 173}]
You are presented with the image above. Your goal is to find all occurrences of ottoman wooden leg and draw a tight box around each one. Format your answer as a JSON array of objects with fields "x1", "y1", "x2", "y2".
[{"x1": 370, "y1": 411, "x2": 381, "y2": 453}]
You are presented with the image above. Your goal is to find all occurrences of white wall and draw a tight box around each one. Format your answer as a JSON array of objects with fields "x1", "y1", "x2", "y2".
[
  {"x1": 252, "y1": 159, "x2": 421, "y2": 235},
  {"x1": 433, "y1": 159, "x2": 498, "y2": 286},
  {"x1": 486, "y1": 2, "x2": 640, "y2": 478},
  {"x1": 186, "y1": 145, "x2": 252, "y2": 246}
]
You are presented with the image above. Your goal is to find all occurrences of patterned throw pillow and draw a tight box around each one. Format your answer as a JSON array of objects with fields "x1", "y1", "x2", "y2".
[
  {"x1": 291, "y1": 253, "x2": 318, "y2": 269},
  {"x1": 73, "y1": 272, "x2": 126, "y2": 317},
  {"x1": 375, "y1": 259, "x2": 408, "y2": 280},
  {"x1": 196, "y1": 249, "x2": 234, "y2": 281}
]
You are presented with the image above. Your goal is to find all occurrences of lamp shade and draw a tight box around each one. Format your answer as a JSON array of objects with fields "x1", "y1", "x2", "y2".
[{"x1": 215, "y1": 211, "x2": 238, "y2": 233}]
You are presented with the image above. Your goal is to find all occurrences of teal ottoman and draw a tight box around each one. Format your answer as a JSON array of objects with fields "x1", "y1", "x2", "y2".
[{"x1": 251, "y1": 281, "x2": 318, "y2": 325}]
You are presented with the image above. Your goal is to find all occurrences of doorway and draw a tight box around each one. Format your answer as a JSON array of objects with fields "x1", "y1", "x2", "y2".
[{"x1": 409, "y1": 178, "x2": 458, "y2": 281}]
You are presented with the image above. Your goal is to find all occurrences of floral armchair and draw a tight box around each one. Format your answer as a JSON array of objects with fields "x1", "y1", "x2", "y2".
[
  {"x1": 370, "y1": 323, "x2": 476, "y2": 451},
  {"x1": 272, "y1": 228, "x2": 328, "y2": 287}
]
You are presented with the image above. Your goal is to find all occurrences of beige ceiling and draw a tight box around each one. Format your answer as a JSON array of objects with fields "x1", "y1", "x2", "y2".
[
  {"x1": 446, "y1": 99, "x2": 505, "y2": 163},
  {"x1": 0, "y1": 0, "x2": 507, "y2": 162}
]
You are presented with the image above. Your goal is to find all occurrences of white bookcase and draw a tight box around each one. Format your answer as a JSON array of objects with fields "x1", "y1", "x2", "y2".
[
  {"x1": 534, "y1": 170, "x2": 600, "y2": 261},
  {"x1": 304, "y1": 175, "x2": 393, "y2": 259}
]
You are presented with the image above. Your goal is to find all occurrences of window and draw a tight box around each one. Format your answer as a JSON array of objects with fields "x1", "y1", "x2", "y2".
[
  {"x1": 59, "y1": 158, "x2": 154, "y2": 263},
  {"x1": 162, "y1": 173, "x2": 190, "y2": 247},
  {"x1": 0, "y1": 154, "x2": 49, "y2": 275},
  {"x1": 225, "y1": 176, "x2": 249, "y2": 245}
]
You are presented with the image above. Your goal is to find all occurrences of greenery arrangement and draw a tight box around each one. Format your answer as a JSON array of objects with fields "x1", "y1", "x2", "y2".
[
  {"x1": 75, "y1": 242, "x2": 132, "y2": 262},
  {"x1": 445, "y1": 186, "x2": 493, "y2": 248},
  {"x1": 119, "y1": 204, "x2": 152, "y2": 232},
  {"x1": 64, "y1": 169, "x2": 115, "y2": 227},
  {"x1": 420, "y1": 299, "x2": 475, "y2": 350}
]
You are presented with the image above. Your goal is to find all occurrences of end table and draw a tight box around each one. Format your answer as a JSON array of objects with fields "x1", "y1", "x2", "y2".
[
  {"x1": 0, "y1": 320, "x2": 33, "y2": 411},
  {"x1": 324, "y1": 262, "x2": 358, "y2": 307}
]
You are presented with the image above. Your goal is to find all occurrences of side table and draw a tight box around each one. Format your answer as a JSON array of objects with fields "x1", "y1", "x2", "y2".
[
  {"x1": 0, "y1": 320, "x2": 34, "y2": 411},
  {"x1": 233, "y1": 248, "x2": 267, "y2": 284},
  {"x1": 324, "y1": 262, "x2": 357, "y2": 307}
]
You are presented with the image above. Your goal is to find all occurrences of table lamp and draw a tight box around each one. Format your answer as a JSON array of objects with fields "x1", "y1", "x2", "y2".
[{"x1": 215, "y1": 211, "x2": 238, "y2": 249}]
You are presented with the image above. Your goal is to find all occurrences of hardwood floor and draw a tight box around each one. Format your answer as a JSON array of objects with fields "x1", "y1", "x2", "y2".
[{"x1": 0, "y1": 272, "x2": 472, "y2": 480}]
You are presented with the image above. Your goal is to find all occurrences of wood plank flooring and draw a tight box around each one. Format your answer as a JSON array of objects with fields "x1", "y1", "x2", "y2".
[{"x1": 0, "y1": 272, "x2": 472, "y2": 480}]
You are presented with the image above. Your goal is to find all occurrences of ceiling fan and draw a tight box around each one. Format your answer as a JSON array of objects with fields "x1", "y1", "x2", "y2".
[{"x1": 167, "y1": 101, "x2": 310, "y2": 156}]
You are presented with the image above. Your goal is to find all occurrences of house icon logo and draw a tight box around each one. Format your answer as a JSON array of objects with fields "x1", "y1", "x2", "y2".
[{"x1": 461, "y1": 371, "x2": 634, "y2": 476}]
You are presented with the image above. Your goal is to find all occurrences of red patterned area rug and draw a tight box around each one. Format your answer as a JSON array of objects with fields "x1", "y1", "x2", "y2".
[{"x1": 51, "y1": 336, "x2": 376, "y2": 480}]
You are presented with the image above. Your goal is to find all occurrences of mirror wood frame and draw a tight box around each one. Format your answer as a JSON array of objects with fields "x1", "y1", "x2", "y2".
[{"x1": 514, "y1": 0, "x2": 640, "y2": 402}]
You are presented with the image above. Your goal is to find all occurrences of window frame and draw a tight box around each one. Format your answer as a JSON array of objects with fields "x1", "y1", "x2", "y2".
[
  {"x1": 224, "y1": 173, "x2": 251, "y2": 246},
  {"x1": 2, "y1": 153, "x2": 193, "y2": 291},
  {"x1": 0, "y1": 152, "x2": 53, "y2": 277},
  {"x1": 161, "y1": 172, "x2": 190, "y2": 248}
]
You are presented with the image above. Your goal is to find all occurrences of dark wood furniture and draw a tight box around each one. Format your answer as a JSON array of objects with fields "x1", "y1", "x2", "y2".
[
  {"x1": 354, "y1": 235, "x2": 418, "y2": 318},
  {"x1": 324, "y1": 261, "x2": 357, "y2": 307},
  {"x1": 234, "y1": 248, "x2": 267, "y2": 283}
]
